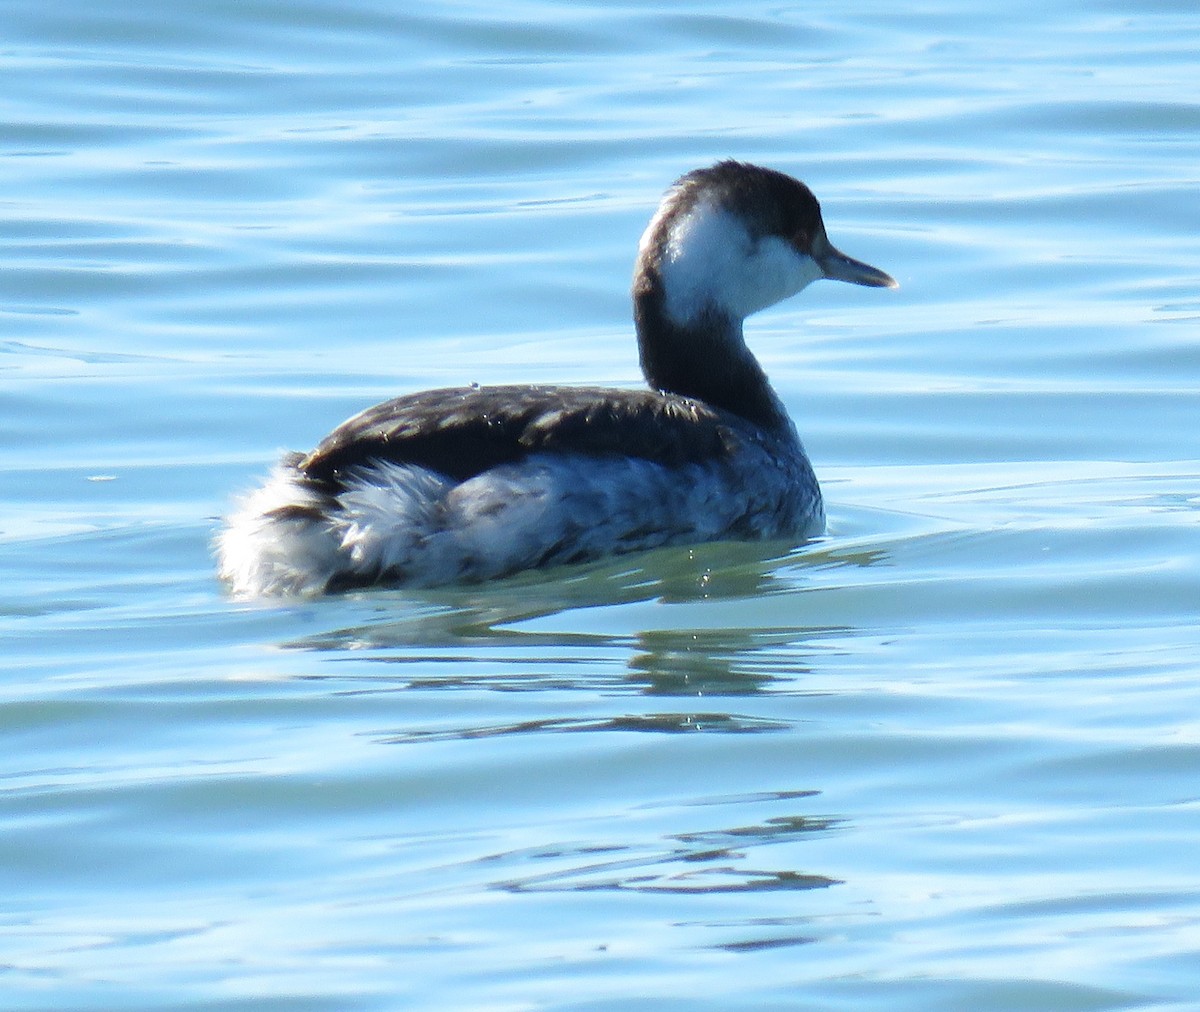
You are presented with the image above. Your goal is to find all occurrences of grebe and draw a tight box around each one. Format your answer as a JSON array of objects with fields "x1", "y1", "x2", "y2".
[{"x1": 218, "y1": 161, "x2": 896, "y2": 596}]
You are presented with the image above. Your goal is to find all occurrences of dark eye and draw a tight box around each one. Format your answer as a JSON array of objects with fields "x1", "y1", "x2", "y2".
[{"x1": 791, "y1": 228, "x2": 810, "y2": 249}]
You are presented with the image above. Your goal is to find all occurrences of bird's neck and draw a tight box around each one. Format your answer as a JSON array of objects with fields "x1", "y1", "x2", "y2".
[{"x1": 633, "y1": 276, "x2": 791, "y2": 432}]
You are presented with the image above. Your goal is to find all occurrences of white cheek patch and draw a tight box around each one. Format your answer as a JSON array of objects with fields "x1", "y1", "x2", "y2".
[
  {"x1": 745, "y1": 236, "x2": 823, "y2": 316},
  {"x1": 649, "y1": 200, "x2": 822, "y2": 325},
  {"x1": 647, "y1": 200, "x2": 748, "y2": 326}
]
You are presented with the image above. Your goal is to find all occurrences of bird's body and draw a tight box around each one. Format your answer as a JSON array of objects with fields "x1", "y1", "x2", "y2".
[{"x1": 217, "y1": 161, "x2": 895, "y2": 596}]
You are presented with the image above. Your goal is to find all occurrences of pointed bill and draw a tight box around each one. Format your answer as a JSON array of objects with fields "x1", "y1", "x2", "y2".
[{"x1": 812, "y1": 232, "x2": 898, "y2": 289}]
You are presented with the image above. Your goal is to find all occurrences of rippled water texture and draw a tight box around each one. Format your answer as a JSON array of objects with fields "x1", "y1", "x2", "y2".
[{"x1": 3, "y1": 1, "x2": 1199, "y2": 1009}]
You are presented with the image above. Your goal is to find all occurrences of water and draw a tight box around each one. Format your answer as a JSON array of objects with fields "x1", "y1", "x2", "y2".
[{"x1": 3, "y1": 1, "x2": 1199, "y2": 1008}]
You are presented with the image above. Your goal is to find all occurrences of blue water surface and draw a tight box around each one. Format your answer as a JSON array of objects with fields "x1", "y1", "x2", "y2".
[{"x1": 3, "y1": 1, "x2": 1200, "y2": 1009}]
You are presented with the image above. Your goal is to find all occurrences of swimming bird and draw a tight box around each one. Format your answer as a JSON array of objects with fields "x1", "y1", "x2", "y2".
[{"x1": 217, "y1": 161, "x2": 896, "y2": 596}]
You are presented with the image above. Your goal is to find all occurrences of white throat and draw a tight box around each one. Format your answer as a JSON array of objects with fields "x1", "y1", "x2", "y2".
[{"x1": 642, "y1": 199, "x2": 823, "y2": 328}]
